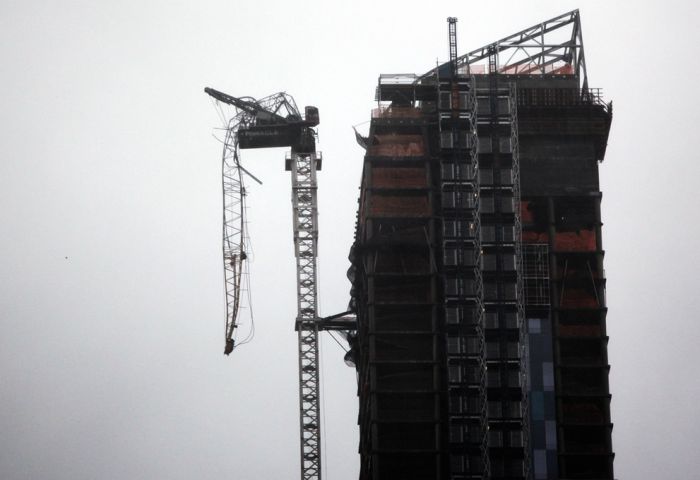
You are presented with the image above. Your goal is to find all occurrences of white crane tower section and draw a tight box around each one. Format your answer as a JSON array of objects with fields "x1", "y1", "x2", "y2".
[{"x1": 205, "y1": 87, "x2": 323, "y2": 480}]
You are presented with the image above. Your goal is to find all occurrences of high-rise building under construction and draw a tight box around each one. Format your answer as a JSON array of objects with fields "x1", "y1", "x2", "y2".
[{"x1": 347, "y1": 10, "x2": 613, "y2": 480}]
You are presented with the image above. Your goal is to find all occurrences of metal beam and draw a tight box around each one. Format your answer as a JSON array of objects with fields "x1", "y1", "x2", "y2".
[
  {"x1": 419, "y1": 9, "x2": 588, "y2": 89},
  {"x1": 290, "y1": 151, "x2": 322, "y2": 480}
]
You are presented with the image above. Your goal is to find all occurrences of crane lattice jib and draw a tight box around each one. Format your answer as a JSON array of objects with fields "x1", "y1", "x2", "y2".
[
  {"x1": 219, "y1": 109, "x2": 252, "y2": 354},
  {"x1": 208, "y1": 89, "x2": 304, "y2": 354}
]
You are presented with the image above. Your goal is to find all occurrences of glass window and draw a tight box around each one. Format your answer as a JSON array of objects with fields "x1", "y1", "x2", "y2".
[
  {"x1": 441, "y1": 163, "x2": 455, "y2": 180},
  {"x1": 477, "y1": 136, "x2": 492, "y2": 153},
  {"x1": 482, "y1": 254, "x2": 497, "y2": 271},
  {"x1": 507, "y1": 342, "x2": 520, "y2": 358},
  {"x1": 466, "y1": 365, "x2": 479, "y2": 383},
  {"x1": 487, "y1": 369, "x2": 500, "y2": 387},
  {"x1": 542, "y1": 362, "x2": 554, "y2": 390},
  {"x1": 467, "y1": 396, "x2": 480, "y2": 414},
  {"x1": 481, "y1": 225, "x2": 496, "y2": 242},
  {"x1": 481, "y1": 196, "x2": 495, "y2": 213},
  {"x1": 510, "y1": 430, "x2": 524, "y2": 447},
  {"x1": 446, "y1": 278, "x2": 459, "y2": 296},
  {"x1": 503, "y1": 282, "x2": 517, "y2": 300},
  {"x1": 449, "y1": 394, "x2": 463, "y2": 414},
  {"x1": 466, "y1": 336, "x2": 479, "y2": 352},
  {"x1": 531, "y1": 391, "x2": 544, "y2": 421},
  {"x1": 441, "y1": 131, "x2": 453, "y2": 149},
  {"x1": 459, "y1": 92, "x2": 471, "y2": 110},
  {"x1": 545, "y1": 420, "x2": 557, "y2": 449},
  {"x1": 442, "y1": 191, "x2": 455, "y2": 208},
  {"x1": 447, "y1": 337, "x2": 460, "y2": 354},
  {"x1": 499, "y1": 136, "x2": 512, "y2": 153},
  {"x1": 500, "y1": 168, "x2": 513, "y2": 184},
  {"x1": 443, "y1": 220, "x2": 456, "y2": 237},
  {"x1": 486, "y1": 342, "x2": 500, "y2": 359},
  {"x1": 446, "y1": 307, "x2": 460, "y2": 325},
  {"x1": 462, "y1": 307, "x2": 478, "y2": 325},
  {"x1": 449, "y1": 365, "x2": 462, "y2": 383},
  {"x1": 450, "y1": 454, "x2": 467, "y2": 473},
  {"x1": 488, "y1": 401, "x2": 502, "y2": 417},
  {"x1": 506, "y1": 401, "x2": 522, "y2": 418},
  {"x1": 503, "y1": 312, "x2": 518, "y2": 329},
  {"x1": 501, "y1": 226, "x2": 515, "y2": 243},
  {"x1": 501, "y1": 196, "x2": 514, "y2": 213},
  {"x1": 439, "y1": 91, "x2": 451, "y2": 110},
  {"x1": 507, "y1": 369, "x2": 521, "y2": 387},
  {"x1": 484, "y1": 282, "x2": 498, "y2": 301},
  {"x1": 480, "y1": 168, "x2": 493, "y2": 185},
  {"x1": 458, "y1": 131, "x2": 473, "y2": 148},
  {"x1": 497, "y1": 97, "x2": 510, "y2": 115},
  {"x1": 534, "y1": 450, "x2": 547, "y2": 480},
  {"x1": 444, "y1": 248, "x2": 457, "y2": 266},
  {"x1": 489, "y1": 430, "x2": 503, "y2": 446},
  {"x1": 502, "y1": 254, "x2": 516, "y2": 271},
  {"x1": 477, "y1": 97, "x2": 490, "y2": 114},
  {"x1": 485, "y1": 312, "x2": 499, "y2": 329}
]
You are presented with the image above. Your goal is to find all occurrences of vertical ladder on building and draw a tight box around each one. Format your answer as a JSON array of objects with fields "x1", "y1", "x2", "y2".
[
  {"x1": 289, "y1": 151, "x2": 323, "y2": 480},
  {"x1": 440, "y1": 18, "x2": 489, "y2": 478},
  {"x1": 509, "y1": 81, "x2": 532, "y2": 480},
  {"x1": 440, "y1": 76, "x2": 488, "y2": 480},
  {"x1": 477, "y1": 46, "x2": 531, "y2": 479}
]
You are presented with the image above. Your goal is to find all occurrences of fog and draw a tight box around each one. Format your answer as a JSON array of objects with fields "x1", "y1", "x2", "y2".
[{"x1": 1, "y1": 1, "x2": 698, "y2": 478}]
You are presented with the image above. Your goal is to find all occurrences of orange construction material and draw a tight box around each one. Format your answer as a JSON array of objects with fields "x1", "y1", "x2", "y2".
[
  {"x1": 560, "y1": 288, "x2": 599, "y2": 308},
  {"x1": 466, "y1": 65, "x2": 486, "y2": 74},
  {"x1": 521, "y1": 200, "x2": 534, "y2": 223},
  {"x1": 368, "y1": 134, "x2": 425, "y2": 157},
  {"x1": 372, "y1": 167, "x2": 427, "y2": 189},
  {"x1": 369, "y1": 194, "x2": 430, "y2": 217},
  {"x1": 554, "y1": 230, "x2": 596, "y2": 251},
  {"x1": 558, "y1": 324, "x2": 602, "y2": 337},
  {"x1": 522, "y1": 231, "x2": 549, "y2": 243},
  {"x1": 499, "y1": 62, "x2": 574, "y2": 75}
]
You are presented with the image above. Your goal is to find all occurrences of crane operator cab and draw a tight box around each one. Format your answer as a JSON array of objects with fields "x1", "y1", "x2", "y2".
[{"x1": 304, "y1": 106, "x2": 319, "y2": 126}]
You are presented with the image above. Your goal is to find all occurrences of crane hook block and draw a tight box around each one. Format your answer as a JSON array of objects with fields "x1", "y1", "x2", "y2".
[{"x1": 224, "y1": 338, "x2": 234, "y2": 355}]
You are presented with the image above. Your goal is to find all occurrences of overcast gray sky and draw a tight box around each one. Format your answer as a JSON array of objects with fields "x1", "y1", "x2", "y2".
[{"x1": 1, "y1": 0, "x2": 699, "y2": 478}]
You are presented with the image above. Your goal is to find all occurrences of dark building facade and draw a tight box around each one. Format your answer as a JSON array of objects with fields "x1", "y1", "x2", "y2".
[{"x1": 347, "y1": 10, "x2": 613, "y2": 480}]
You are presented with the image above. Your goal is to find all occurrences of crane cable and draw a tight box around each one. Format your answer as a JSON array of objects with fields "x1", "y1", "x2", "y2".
[{"x1": 317, "y1": 256, "x2": 328, "y2": 480}]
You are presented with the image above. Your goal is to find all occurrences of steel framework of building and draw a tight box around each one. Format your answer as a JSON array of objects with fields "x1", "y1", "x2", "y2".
[
  {"x1": 422, "y1": 9, "x2": 589, "y2": 91},
  {"x1": 347, "y1": 9, "x2": 614, "y2": 479}
]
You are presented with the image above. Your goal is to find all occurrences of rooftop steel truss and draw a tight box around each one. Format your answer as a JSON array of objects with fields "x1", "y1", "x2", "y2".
[{"x1": 422, "y1": 9, "x2": 589, "y2": 91}]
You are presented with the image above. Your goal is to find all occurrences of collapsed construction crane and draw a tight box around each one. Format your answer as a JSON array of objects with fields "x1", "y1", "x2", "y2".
[{"x1": 205, "y1": 86, "x2": 324, "y2": 479}]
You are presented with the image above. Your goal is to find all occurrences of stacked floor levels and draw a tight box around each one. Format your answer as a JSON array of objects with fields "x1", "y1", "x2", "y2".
[{"x1": 347, "y1": 10, "x2": 614, "y2": 480}]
